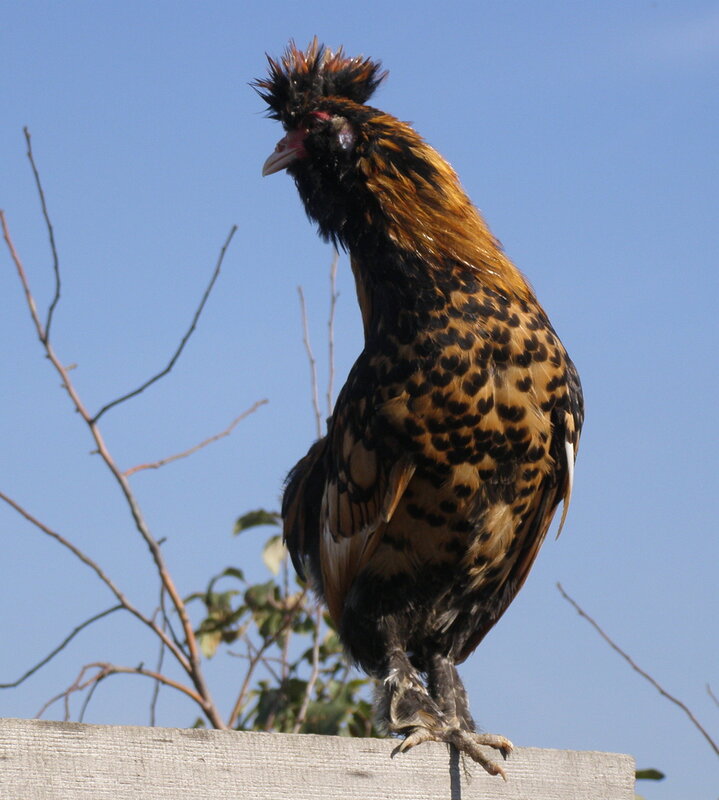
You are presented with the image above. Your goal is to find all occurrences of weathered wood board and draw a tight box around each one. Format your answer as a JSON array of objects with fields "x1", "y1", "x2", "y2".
[{"x1": 0, "y1": 718, "x2": 635, "y2": 799}]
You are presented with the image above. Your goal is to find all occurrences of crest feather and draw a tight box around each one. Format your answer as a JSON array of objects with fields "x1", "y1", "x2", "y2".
[{"x1": 253, "y1": 37, "x2": 387, "y2": 127}]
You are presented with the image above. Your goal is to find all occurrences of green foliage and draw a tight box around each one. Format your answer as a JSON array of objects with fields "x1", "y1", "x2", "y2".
[
  {"x1": 635, "y1": 768, "x2": 665, "y2": 781},
  {"x1": 234, "y1": 509, "x2": 281, "y2": 534},
  {"x1": 186, "y1": 509, "x2": 380, "y2": 737},
  {"x1": 634, "y1": 767, "x2": 665, "y2": 800}
]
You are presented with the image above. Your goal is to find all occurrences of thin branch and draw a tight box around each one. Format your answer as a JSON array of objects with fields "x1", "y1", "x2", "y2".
[
  {"x1": 245, "y1": 635, "x2": 283, "y2": 685},
  {"x1": 150, "y1": 624, "x2": 168, "y2": 727},
  {"x1": 124, "y1": 399, "x2": 268, "y2": 477},
  {"x1": 78, "y1": 674, "x2": 102, "y2": 723},
  {"x1": 281, "y1": 548, "x2": 291, "y2": 682},
  {"x1": 326, "y1": 250, "x2": 339, "y2": 418},
  {"x1": 1, "y1": 210, "x2": 46, "y2": 340},
  {"x1": 23, "y1": 128, "x2": 61, "y2": 340},
  {"x1": 0, "y1": 490, "x2": 190, "y2": 674},
  {"x1": 37, "y1": 662, "x2": 206, "y2": 721},
  {"x1": 92, "y1": 224, "x2": 238, "y2": 423},
  {"x1": 227, "y1": 638, "x2": 270, "y2": 729},
  {"x1": 226, "y1": 590, "x2": 307, "y2": 729},
  {"x1": 0, "y1": 605, "x2": 122, "y2": 689},
  {"x1": 557, "y1": 583, "x2": 719, "y2": 758},
  {"x1": 158, "y1": 585, "x2": 185, "y2": 662},
  {"x1": 3, "y1": 212, "x2": 225, "y2": 729},
  {"x1": 297, "y1": 286, "x2": 323, "y2": 439},
  {"x1": 292, "y1": 601, "x2": 323, "y2": 733},
  {"x1": 708, "y1": 684, "x2": 719, "y2": 712}
]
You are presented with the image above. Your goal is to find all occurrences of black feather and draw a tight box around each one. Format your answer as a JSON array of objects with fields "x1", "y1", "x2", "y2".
[{"x1": 253, "y1": 37, "x2": 387, "y2": 128}]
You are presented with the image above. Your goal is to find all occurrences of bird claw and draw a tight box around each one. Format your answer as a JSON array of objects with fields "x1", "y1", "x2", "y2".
[
  {"x1": 396, "y1": 727, "x2": 435, "y2": 752},
  {"x1": 394, "y1": 726, "x2": 513, "y2": 779},
  {"x1": 469, "y1": 731, "x2": 514, "y2": 760}
]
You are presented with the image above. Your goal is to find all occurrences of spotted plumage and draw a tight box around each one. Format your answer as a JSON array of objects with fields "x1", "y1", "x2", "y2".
[{"x1": 257, "y1": 40, "x2": 584, "y2": 778}]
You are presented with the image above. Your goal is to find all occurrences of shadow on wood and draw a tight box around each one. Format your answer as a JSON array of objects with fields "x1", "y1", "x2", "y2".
[{"x1": 0, "y1": 717, "x2": 634, "y2": 799}]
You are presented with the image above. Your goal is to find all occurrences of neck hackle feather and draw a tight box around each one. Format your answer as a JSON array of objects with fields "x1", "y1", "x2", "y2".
[{"x1": 254, "y1": 39, "x2": 531, "y2": 301}]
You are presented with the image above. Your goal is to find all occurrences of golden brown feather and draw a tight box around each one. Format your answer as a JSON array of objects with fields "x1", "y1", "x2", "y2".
[{"x1": 259, "y1": 41, "x2": 584, "y2": 778}]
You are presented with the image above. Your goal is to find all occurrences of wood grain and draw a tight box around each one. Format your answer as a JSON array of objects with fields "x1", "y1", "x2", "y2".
[{"x1": 0, "y1": 718, "x2": 635, "y2": 799}]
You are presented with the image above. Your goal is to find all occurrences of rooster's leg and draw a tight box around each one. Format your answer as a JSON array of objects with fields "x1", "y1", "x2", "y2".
[
  {"x1": 426, "y1": 654, "x2": 474, "y2": 730},
  {"x1": 382, "y1": 652, "x2": 513, "y2": 779},
  {"x1": 375, "y1": 647, "x2": 442, "y2": 734}
]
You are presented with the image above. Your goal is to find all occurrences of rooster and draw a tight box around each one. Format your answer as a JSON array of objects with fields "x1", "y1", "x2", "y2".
[{"x1": 256, "y1": 40, "x2": 583, "y2": 778}]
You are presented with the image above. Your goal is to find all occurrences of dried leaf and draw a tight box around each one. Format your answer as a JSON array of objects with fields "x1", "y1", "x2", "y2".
[
  {"x1": 198, "y1": 629, "x2": 222, "y2": 658},
  {"x1": 262, "y1": 534, "x2": 287, "y2": 575}
]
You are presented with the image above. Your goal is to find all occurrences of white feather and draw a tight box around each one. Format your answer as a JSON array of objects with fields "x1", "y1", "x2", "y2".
[{"x1": 555, "y1": 438, "x2": 575, "y2": 539}]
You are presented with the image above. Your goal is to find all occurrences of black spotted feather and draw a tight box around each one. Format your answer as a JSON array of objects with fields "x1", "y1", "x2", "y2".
[{"x1": 259, "y1": 40, "x2": 584, "y2": 779}]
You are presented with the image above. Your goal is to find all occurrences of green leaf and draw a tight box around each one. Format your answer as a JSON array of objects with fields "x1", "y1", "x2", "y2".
[
  {"x1": 244, "y1": 579, "x2": 277, "y2": 609},
  {"x1": 234, "y1": 509, "x2": 281, "y2": 534},
  {"x1": 262, "y1": 534, "x2": 287, "y2": 575},
  {"x1": 300, "y1": 698, "x2": 348, "y2": 735},
  {"x1": 635, "y1": 768, "x2": 665, "y2": 781},
  {"x1": 198, "y1": 629, "x2": 222, "y2": 658},
  {"x1": 221, "y1": 566, "x2": 245, "y2": 582}
]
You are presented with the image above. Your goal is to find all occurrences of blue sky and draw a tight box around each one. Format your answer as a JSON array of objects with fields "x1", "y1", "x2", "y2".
[{"x1": 2, "y1": 2, "x2": 718, "y2": 796}]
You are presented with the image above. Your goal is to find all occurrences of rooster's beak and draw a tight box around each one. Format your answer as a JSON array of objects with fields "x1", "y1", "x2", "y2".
[{"x1": 262, "y1": 130, "x2": 307, "y2": 176}]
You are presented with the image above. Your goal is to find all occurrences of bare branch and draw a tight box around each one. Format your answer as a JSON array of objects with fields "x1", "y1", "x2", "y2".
[
  {"x1": 557, "y1": 583, "x2": 719, "y2": 758},
  {"x1": 3, "y1": 212, "x2": 225, "y2": 729},
  {"x1": 78, "y1": 673, "x2": 102, "y2": 722},
  {"x1": 92, "y1": 224, "x2": 238, "y2": 423},
  {"x1": 158, "y1": 585, "x2": 185, "y2": 660},
  {"x1": 1, "y1": 210, "x2": 47, "y2": 341},
  {"x1": 292, "y1": 601, "x2": 323, "y2": 733},
  {"x1": 326, "y1": 250, "x2": 339, "y2": 417},
  {"x1": 124, "y1": 399, "x2": 268, "y2": 477},
  {"x1": 0, "y1": 605, "x2": 122, "y2": 689},
  {"x1": 297, "y1": 285, "x2": 323, "y2": 439},
  {"x1": 227, "y1": 639, "x2": 269, "y2": 730},
  {"x1": 0, "y1": 490, "x2": 191, "y2": 674},
  {"x1": 226, "y1": 590, "x2": 307, "y2": 729},
  {"x1": 708, "y1": 684, "x2": 719, "y2": 711},
  {"x1": 23, "y1": 128, "x2": 61, "y2": 340},
  {"x1": 37, "y1": 662, "x2": 207, "y2": 721},
  {"x1": 150, "y1": 626, "x2": 168, "y2": 727}
]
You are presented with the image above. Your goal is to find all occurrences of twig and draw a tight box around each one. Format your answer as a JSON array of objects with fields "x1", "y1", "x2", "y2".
[
  {"x1": 37, "y1": 662, "x2": 207, "y2": 721},
  {"x1": 557, "y1": 583, "x2": 719, "y2": 758},
  {"x1": 327, "y1": 250, "x2": 339, "y2": 417},
  {"x1": 226, "y1": 590, "x2": 307, "y2": 729},
  {"x1": 297, "y1": 286, "x2": 323, "y2": 439},
  {"x1": 124, "y1": 399, "x2": 268, "y2": 477},
  {"x1": 158, "y1": 585, "x2": 185, "y2": 663},
  {"x1": 23, "y1": 128, "x2": 61, "y2": 340},
  {"x1": 708, "y1": 684, "x2": 719, "y2": 711},
  {"x1": 1, "y1": 211, "x2": 46, "y2": 339},
  {"x1": 246, "y1": 635, "x2": 283, "y2": 685},
  {"x1": 293, "y1": 601, "x2": 323, "y2": 733},
  {"x1": 0, "y1": 490, "x2": 190, "y2": 672},
  {"x1": 0, "y1": 605, "x2": 122, "y2": 689},
  {"x1": 2, "y1": 208, "x2": 225, "y2": 729},
  {"x1": 92, "y1": 224, "x2": 238, "y2": 423},
  {"x1": 227, "y1": 638, "x2": 271, "y2": 729},
  {"x1": 78, "y1": 674, "x2": 103, "y2": 723},
  {"x1": 150, "y1": 624, "x2": 168, "y2": 726},
  {"x1": 281, "y1": 549, "x2": 291, "y2": 682}
]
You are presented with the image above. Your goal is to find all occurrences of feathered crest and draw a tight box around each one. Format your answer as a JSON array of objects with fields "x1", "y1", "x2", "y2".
[{"x1": 253, "y1": 37, "x2": 387, "y2": 127}]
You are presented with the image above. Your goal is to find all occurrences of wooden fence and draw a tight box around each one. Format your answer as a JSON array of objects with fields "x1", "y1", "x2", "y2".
[{"x1": 0, "y1": 717, "x2": 634, "y2": 799}]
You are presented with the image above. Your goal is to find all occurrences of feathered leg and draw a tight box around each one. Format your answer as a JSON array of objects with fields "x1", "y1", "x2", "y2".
[
  {"x1": 426, "y1": 654, "x2": 474, "y2": 731},
  {"x1": 376, "y1": 649, "x2": 513, "y2": 779}
]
